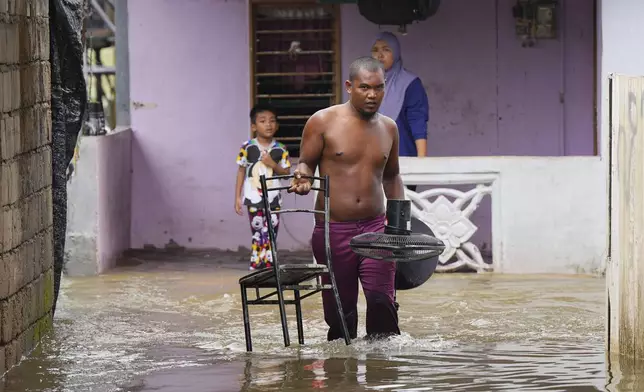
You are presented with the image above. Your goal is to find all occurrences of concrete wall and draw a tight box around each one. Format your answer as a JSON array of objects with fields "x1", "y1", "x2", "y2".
[
  {"x1": 65, "y1": 136, "x2": 99, "y2": 275},
  {"x1": 400, "y1": 156, "x2": 606, "y2": 274},
  {"x1": 0, "y1": 0, "x2": 55, "y2": 377},
  {"x1": 97, "y1": 129, "x2": 132, "y2": 272},
  {"x1": 65, "y1": 129, "x2": 132, "y2": 276},
  {"x1": 127, "y1": 0, "x2": 596, "y2": 253}
]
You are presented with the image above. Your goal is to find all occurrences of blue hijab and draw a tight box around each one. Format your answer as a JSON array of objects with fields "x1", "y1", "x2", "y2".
[{"x1": 372, "y1": 32, "x2": 418, "y2": 120}]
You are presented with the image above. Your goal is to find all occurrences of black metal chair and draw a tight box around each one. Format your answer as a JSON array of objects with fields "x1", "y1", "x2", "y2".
[{"x1": 238, "y1": 173, "x2": 351, "y2": 352}]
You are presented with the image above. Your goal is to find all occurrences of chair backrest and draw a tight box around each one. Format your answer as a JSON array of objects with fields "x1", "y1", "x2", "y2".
[{"x1": 258, "y1": 174, "x2": 329, "y2": 271}]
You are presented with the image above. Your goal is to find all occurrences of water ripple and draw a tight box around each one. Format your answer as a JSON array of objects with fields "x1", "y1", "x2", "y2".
[{"x1": 1, "y1": 265, "x2": 633, "y2": 392}]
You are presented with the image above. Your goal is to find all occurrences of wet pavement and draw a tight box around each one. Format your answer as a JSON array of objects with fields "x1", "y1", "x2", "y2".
[{"x1": 0, "y1": 252, "x2": 642, "y2": 392}]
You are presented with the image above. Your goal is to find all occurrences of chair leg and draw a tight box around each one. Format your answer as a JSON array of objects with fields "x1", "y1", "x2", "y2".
[
  {"x1": 294, "y1": 290, "x2": 304, "y2": 345},
  {"x1": 240, "y1": 285, "x2": 252, "y2": 352},
  {"x1": 276, "y1": 286, "x2": 291, "y2": 347},
  {"x1": 329, "y1": 278, "x2": 351, "y2": 346}
]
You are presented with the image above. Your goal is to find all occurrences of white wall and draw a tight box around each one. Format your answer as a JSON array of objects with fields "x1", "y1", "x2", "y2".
[
  {"x1": 599, "y1": 0, "x2": 644, "y2": 158},
  {"x1": 599, "y1": 0, "x2": 644, "y2": 229},
  {"x1": 400, "y1": 156, "x2": 606, "y2": 274},
  {"x1": 600, "y1": 0, "x2": 644, "y2": 76}
]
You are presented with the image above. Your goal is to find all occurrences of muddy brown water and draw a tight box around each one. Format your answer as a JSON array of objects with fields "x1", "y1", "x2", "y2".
[{"x1": 1, "y1": 257, "x2": 642, "y2": 392}]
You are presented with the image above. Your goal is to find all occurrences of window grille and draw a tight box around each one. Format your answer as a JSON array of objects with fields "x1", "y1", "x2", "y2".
[{"x1": 250, "y1": 2, "x2": 341, "y2": 157}]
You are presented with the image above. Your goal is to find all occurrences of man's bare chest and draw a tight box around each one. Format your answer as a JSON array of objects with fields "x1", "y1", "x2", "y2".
[{"x1": 323, "y1": 127, "x2": 392, "y2": 166}]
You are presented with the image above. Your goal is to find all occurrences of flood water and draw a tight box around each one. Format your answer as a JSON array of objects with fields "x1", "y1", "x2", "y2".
[{"x1": 1, "y1": 258, "x2": 642, "y2": 392}]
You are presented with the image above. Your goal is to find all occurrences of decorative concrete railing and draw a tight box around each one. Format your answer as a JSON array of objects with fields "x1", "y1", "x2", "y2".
[
  {"x1": 405, "y1": 184, "x2": 493, "y2": 273},
  {"x1": 397, "y1": 156, "x2": 606, "y2": 275}
]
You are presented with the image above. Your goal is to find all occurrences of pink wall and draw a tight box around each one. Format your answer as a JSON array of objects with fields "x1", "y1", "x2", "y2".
[{"x1": 127, "y1": 0, "x2": 595, "y2": 251}]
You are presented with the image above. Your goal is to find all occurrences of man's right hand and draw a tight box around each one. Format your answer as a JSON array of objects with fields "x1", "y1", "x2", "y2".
[{"x1": 288, "y1": 170, "x2": 312, "y2": 195}]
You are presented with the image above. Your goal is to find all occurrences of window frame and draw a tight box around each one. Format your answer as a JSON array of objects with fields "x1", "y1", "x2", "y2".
[{"x1": 248, "y1": 0, "x2": 342, "y2": 156}]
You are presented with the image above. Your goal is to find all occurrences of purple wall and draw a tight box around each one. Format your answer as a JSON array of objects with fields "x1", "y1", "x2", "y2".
[
  {"x1": 128, "y1": 0, "x2": 314, "y2": 251},
  {"x1": 341, "y1": 0, "x2": 596, "y2": 156},
  {"x1": 339, "y1": 0, "x2": 595, "y2": 252},
  {"x1": 127, "y1": 0, "x2": 595, "y2": 251}
]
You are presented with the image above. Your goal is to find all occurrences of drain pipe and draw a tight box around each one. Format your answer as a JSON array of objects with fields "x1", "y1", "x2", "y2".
[{"x1": 115, "y1": 0, "x2": 131, "y2": 127}]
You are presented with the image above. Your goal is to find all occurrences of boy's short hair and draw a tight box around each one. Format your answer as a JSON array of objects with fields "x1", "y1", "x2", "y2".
[{"x1": 250, "y1": 104, "x2": 278, "y2": 124}]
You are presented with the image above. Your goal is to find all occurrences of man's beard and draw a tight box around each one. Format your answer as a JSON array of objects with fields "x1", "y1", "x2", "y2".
[{"x1": 357, "y1": 108, "x2": 378, "y2": 119}]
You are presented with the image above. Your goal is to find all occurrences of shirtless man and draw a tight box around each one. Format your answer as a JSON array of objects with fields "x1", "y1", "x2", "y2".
[{"x1": 288, "y1": 56, "x2": 405, "y2": 341}]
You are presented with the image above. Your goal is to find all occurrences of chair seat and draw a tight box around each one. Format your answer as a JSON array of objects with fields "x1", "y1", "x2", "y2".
[
  {"x1": 240, "y1": 173, "x2": 350, "y2": 352},
  {"x1": 239, "y1": 264, "x2": 328, "y2": 288}
]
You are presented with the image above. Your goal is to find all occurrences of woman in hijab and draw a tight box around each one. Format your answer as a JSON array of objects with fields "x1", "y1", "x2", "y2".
[{"x1": 371, "y1": 32, "x2": 429, "y2": 191}]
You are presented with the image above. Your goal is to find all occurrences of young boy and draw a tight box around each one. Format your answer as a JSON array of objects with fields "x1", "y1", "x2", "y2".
[{"x1": 235, "y1": 104, "x2": 292, "y2": 270}]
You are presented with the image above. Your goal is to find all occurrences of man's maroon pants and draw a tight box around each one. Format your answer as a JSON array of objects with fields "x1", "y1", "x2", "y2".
[{"x1": 312, "y1": 215, "x2": 400, "y2": 341}]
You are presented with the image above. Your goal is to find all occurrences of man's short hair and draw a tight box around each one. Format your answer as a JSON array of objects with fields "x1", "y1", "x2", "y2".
[
  {"x1": 249, "y1": 103, "x2": 278, "y2": 124},
  {"x1": 348, "y1": 56, "x2": 385, "y2": 82}
]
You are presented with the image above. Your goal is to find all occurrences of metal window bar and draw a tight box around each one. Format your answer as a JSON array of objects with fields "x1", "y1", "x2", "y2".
[
  {"x1": 239, "y1": 174, "x2": 351, "y2": 352},
  {"x1": 256, "y1": 50, "x2": 334, "y2": 56},
  {"x1": 256, "y1": 29, "x2": 334, "y2": 34},
  {"x1": 274, "y1": 137, "x2": 303, "y2": 141},
  {"x1": 252, "y1": 3, "x2": 338, "y2": 160},
  {"x1": 278, "y1": 115, "x2": 311, "y2": 120},
  {"x1": 256, "y1": 72, "x2": 334, "y2": 77},
  {"x1": 256, "y1": 93, "x2": 334, "y2": 98}
]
